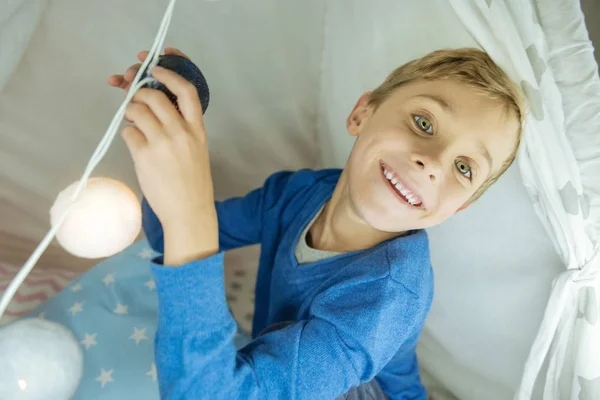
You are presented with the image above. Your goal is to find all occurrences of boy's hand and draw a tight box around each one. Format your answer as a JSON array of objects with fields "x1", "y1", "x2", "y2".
[
  {"x1": 107, "y1": 47, "x2": 190, "y2": 91},
  {"x1": 116, "y1": 61, "x2": 219, "y2": 264}
]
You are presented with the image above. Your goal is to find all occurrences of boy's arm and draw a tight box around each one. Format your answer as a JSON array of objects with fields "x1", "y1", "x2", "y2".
[
  {"x1": 150, "y1": 253, "x2": 424, "y2": 400},
  {"x1": 142, "y1": 170, "x2": 295, "y2": 254},
  {"x1": 374, "y1": 339, "x2": 427, "y2": 400}
]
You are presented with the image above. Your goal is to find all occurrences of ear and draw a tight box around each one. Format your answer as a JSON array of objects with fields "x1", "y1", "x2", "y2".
[{"x1": 346, "y1": 92, "x2": 372, "y2": 137}]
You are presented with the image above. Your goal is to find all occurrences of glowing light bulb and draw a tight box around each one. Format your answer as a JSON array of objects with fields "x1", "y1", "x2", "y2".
[{"x1": 0, "y1": 318, "x2": 83, "y2": 399}]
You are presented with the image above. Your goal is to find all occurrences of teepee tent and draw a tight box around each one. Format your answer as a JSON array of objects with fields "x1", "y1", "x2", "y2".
[{"x1": 0, "y1": 0, "x2": 598, "y2": 398}]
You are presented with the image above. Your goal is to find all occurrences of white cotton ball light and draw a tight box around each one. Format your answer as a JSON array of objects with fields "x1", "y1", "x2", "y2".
[
  {"x1": 50, "y1": 177, "x2": 142, "y2": 259},
  {"x1": 0, "y1": 318, "x2": 83, "y2": 400}
]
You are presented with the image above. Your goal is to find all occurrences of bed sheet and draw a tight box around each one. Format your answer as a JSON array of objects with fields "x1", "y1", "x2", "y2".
[
  {"x1": 0, "y1": 261, "x2": 77, "y2": 326},
  {"x1": 0, "y1": 247, "x2": 257, "y2": 332},
  {"x1": 19, "y1": 239, "x2": 252, "y2": 399}
]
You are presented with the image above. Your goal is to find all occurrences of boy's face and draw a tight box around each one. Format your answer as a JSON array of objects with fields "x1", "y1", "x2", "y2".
[{"x1": 345, "y1": 79, "x2": 520, "y2": 233}]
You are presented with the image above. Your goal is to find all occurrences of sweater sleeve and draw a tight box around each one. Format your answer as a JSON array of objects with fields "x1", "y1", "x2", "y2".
[
  {"x1": 374, "y1": 337, "x2": 427, "y2": 400},
  {"x1": 150, "y1": 254, "x2": 426, "y2": 400},
  {"x1": 142, "y1": 170, "x2": 295, "y2": 254}
]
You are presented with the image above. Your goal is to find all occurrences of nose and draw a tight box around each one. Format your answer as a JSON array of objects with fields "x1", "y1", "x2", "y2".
[{"x1": 411, "y1": 154, "x2": 443, "y2": 184}]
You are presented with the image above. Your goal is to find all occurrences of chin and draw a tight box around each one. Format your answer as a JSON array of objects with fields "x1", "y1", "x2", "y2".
[
  {"x1": 362, "y1": 205, "x2": 447, "y2": 233},
  {"x1": 349, "y1": 189, "x2": 419, "y2": 233},
  {"x1": 365, "y1": 212, "x2": 414, "y2": 233}
]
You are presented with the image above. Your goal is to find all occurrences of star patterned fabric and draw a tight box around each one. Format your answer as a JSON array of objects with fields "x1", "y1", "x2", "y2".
[{"x1": 24, "y1": 240, "x2": 251, "y2": 399}]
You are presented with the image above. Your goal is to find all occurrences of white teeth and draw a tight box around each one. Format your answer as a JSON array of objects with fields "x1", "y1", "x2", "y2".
[
  {"x1": 411, "y1": 196, "x2": 422, "y2": 205},
  {"x1": 384, "y1": 166, "x2": 421, "y2": 206}
]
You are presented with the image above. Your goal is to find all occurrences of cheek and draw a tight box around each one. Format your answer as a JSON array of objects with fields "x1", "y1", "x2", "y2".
[
  {"x1": 356, "y1": 127, "x2": 414, "y2": 161},
  {"x1": 429, "y1": 183, "x2": 473, "y2": 218},
  {"x1": 347, "y1": 133, "x2": 381, "y2": 171},
  {"x1": 434, "y1": 200, "x2": 462, "y2": 219}
]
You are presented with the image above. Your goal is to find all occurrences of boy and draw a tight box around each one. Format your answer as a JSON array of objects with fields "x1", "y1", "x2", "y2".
[{"x1": 108, "y1": 47, "x2": 525, "y2": 399}]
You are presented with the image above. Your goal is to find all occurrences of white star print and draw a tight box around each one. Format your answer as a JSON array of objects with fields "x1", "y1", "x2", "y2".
[
  {"x1": 146, "y1": 363, "x2": 157, "y2": 382},
  {"x1": 81, "y1": 333, "x2": 97, "y2": 350},
  {"x1": 145, "y1": 279, "x2": 156, "y2": 290},
  {"x1": 69, "y1": 301, "x2": 84, "y2": 316},
  {"x1": 71, "y1": 282, "x2": 82, "y2": 292},
  {"x1": 129, "y1": 327, "x2": 148, "y2": 345},
  {"x1": 103, "y1": 273, "x2": 115, "y2": 286},
  {"x1": 114, "y1": 303, "x2": 129, "y2": 315},
  {"x1": 139, "y1": 248, "x2": 154, "y2": 259},
  {"x1": 96, "y1": 368, "x2": 114, "y2": 388}
]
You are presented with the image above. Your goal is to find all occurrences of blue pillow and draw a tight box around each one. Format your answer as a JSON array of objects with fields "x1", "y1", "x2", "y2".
[{"x1": 25, "y1": 239, "x2": 251, "y2": 399}]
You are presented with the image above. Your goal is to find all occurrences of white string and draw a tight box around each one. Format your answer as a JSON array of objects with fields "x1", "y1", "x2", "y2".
[{"x1": 0, "y1": 0, "x2": 178, "y2": 321}]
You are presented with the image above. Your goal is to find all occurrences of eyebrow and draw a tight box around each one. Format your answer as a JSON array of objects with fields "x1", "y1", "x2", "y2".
[
  {"x1": 415, "y1": 94, "x2": 453, "y2": 113},
  {"x1": 479, "y1": 142, "x2": 493, "y2": 172}
]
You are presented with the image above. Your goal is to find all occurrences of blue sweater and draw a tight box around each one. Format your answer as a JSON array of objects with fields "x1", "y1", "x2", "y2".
[{"x1": 143, "y1": 169, "x2": 434, "y2": 399}]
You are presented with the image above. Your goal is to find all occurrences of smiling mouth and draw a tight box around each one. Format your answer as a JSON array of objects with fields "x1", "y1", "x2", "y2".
[{"x1": 380, "y1": 162, "x2": 423, "y2": 208}]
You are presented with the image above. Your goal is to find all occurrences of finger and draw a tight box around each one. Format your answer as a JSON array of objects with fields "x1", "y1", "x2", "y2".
[
  {"x1": 137, "y1": 51, "x2": 149, "y2": 62},
  {"x1": 124, "y1": 63, "x2": 142, "y2": 83},
  {"x1": 132, "y1": 87, "x2": 184, "y2": 129},
  {"x1": 107, "y1": 75, "x2": 133, "y2": 91},
  {"x1": 123, "y1": 109, "x2": 135, "y2": 123},
  {"x1": 107, "y1": 75, "x2": 132, "y2": 90},
  {"x1": 164, "y1": 47, "x2": 191, "y2": 60},
  {"x1": 121, "y1": 125, "x2": 147, "y2": 155},
  {"x1": 107, "y1": 75, "x2": 125, "y2": 87},
  {"x1": 124, "y1": 101, "x2": 165, "y2": 141},
  {"x1": 151, "y1": 66, "x2": 204, "y2": 130}
]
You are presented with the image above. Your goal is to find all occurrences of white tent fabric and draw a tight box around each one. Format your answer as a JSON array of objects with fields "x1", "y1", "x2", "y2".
[
  {"x1": 446, "y1": 2, "x2": 600, "y2": 399},
  {"x1": 316, "y1": 0, "x2": 599, "y2": 398},
  {"x1": 0, "y1": 0, "x2": 325, "y2": 271},
  {"x1": 0, "y1": 0, "x2": 47, "y2": 94},
  {"x1": 1, "y1": 0, "x2": 599, "y2": 399}
]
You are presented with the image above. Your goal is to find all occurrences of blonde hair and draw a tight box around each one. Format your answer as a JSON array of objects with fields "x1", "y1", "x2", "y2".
[{"x1": 368, "y1": 48, "x2": 526, "y2": 205}]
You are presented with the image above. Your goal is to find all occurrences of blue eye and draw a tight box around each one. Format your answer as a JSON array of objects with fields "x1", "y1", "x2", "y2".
[
  {"x1": 455, "y1": 160, "x2": 472, "y2": 180},
  {"x1": 414, "y1": 115, "x2": 433, "y2": 134}
]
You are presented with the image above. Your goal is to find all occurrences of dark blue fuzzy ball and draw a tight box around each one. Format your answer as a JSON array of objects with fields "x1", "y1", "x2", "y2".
[{"x1": 140, "y1": 54, "x2": 210, "y2": 114}]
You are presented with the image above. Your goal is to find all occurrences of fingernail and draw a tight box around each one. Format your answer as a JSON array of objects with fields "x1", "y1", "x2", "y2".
[{"x1": 153, "y1": 66, "x2": 164, "y2": 71}]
